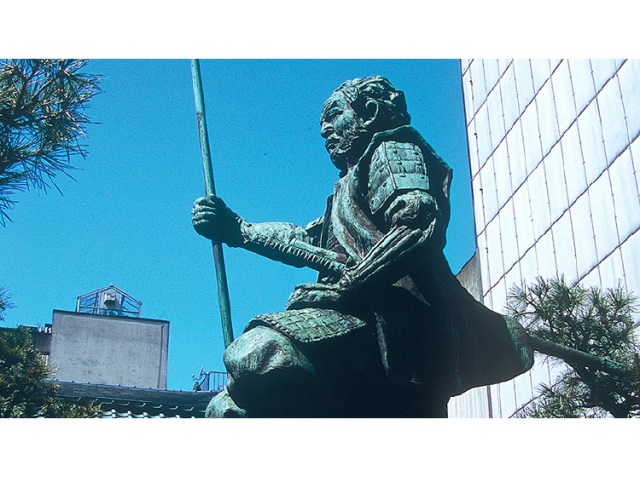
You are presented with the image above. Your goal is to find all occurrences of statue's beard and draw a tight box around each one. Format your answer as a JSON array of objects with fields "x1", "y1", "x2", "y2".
[{"x1": 328, "y1": 126, "x2": 372, "y2": 175}]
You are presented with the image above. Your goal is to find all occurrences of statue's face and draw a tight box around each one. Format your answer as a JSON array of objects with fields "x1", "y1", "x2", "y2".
[{"x1": 320, "y1": 92, "x2": 367, "y2": 172}]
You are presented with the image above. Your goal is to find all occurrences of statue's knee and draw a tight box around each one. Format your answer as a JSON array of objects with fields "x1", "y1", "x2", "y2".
[
  {"x1": 223, "y1": 326, "x2": 314, "y2": 380},
  {"x1": 220, "y1": 326, "x2": 319, "y2": 416}
]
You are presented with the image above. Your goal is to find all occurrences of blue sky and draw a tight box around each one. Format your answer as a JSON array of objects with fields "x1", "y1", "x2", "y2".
[{"x1": 0, "y1": 59, "x2": 475, "y2": 391}]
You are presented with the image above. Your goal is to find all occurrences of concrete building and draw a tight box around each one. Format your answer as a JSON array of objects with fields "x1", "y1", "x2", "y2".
[
  {"x1": 12, "y1": 285, "x2": 219, "y2": 417},
  {"x1": 50, "y1": 309, "x2": 169, "y2": 389},
  {"x1": 34, "y1": 285, "x2": 170, "y2": 389},
  {"x1": 450, "y1": 59, "x2": 640, "y2": 417}
]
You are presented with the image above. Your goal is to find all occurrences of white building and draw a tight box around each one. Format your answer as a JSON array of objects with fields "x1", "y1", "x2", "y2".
[{"x1": 450, "y1": 59, "x2": 640, "y2": 418}]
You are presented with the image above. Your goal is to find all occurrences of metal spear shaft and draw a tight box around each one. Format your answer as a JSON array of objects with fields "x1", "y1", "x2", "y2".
[{"x1": 190, "y1": 59, "x2": 234, "y2": 349}]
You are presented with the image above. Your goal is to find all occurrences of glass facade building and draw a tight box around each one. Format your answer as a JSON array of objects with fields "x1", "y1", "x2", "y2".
[{"x1": 450, "y1": 59, "x2": 640, "y2": 417}]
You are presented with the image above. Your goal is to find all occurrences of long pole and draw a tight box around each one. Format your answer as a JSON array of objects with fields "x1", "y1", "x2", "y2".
[
  {"x1": 190, "y1": 59, "x2": 234, "y2": 349},
  {"x1": 528, "y1": 335, "x2": 630, "y2": 377}
]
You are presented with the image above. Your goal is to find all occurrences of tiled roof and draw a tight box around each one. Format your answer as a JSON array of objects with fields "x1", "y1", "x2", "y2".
[{"x1": 54, "y1": 380, "x2": 216, "y2": 418}]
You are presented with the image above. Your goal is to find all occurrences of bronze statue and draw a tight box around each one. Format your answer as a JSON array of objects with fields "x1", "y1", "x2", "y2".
[{"x1": 192, "y1": 76, "x2": 533, "y2": 417}]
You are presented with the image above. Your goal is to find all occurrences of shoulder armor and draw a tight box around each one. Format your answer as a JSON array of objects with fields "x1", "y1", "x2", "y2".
[{"x1": 367, "y1": 141, "x2": 430, "y2": 215}]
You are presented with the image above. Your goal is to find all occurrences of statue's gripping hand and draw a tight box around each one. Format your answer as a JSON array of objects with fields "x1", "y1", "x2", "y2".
[{"x1": 192, "y1": 195, "x2": 244, "y2": 246}]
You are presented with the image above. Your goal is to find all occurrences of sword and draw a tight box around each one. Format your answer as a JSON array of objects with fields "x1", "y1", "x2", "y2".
[{"x1": 191, "y1": 59, "x2": 234, "y2": 349}]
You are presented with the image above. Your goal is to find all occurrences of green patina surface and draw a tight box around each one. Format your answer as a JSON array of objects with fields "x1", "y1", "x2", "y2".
[{"x1": 192, "y1": 76, "x2": 534, "y2": 418}]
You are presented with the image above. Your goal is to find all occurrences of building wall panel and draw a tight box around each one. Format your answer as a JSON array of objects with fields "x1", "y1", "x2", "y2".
[
  {"x1": 578, "y1": 100, "x2": 608, "y2": 185},
  {"x1": 618, "y1": 60, "x2": 640, "y2": 141},
  {"x1": 512, "y1": 183, "x2": 535, "y2": 256},
  {"x1": 453, "y1": 59, "x2": 640, "y2": 418},
  {"x1": 476, "y1": 102, "x2": 493, "y2": 168},
  {"x1": 571, "y1": 193, "x2": 599, "y2": 277},
  {"x1": 630, "y1": 136, "x2": 640, "y2": 198},
  {"x1": 501, "y1": 64, "x2": 520, "y2": 133},
  {"x1": 528, "y1": 163, "x2": 551, "y2": 240},
  {"x1": 544, "y1": 144, "x2": 570, "y2": 224},
  {"x1": 599, "y1": 78, "x2": 629, "y2": 164},
  {"x1": 480, "y1": 158, "x2": 499, "y2": 222},
  {"x1": 551, "y1": 211, "x2": 579, "y2": 282},
  {"x1": 508, "y1": 122, "x2": 528, "y2": 192},
  {"x1": 520, "y1": 101, "x2": 543, "y2": 175},
  {"x1": 609, "y1": 149, "x2": 640, "y2": 241},
  {"x1": 513, "y1": 60, "x2": 535, "y2": 113},
  {"x1": 469, "y1": 60, "x2": 488, "y2": 114},
  {"x1": 530, "y1": 59, "x2": 551, "y2": 93},
  {"x1": 534, "y1": 230, "x2": 557, "y2": 279},
  {"x1": 589, "y1": 171, "x2": 619, "y2": 259},
  {"x1": 467, "y1": 117, "x2": 481, "y2": 177},
  {"x1": 494, "y1": 140, "x2": 513, "y2": 211},
  {"x1": 499, "y1": 202, "x2": 519, "y2": 272},
  {"x1": 568, "y1": 60, "x2": 596, "y2": 115},
  {"x1": 620, "y1": 230, "x2": 640, "y2": 294},
  {"x1": 536, "y1": 81, "x2": 560, "y2": 156},
  {"x1": 560, "y1": 123, "x2": 588, "y2": 204},
  {"x1": 487, "y1": 85, "x2": 506, "y2": 150},
  {"x1": 551, "y1": 60, "x2": 577, "y2": 136},
  {"x1": 590, "y1": 59, "x2": 618, "y2": 93},
  {"x1": 50, "y1": 311, "x2": 169, "y2": 389}
]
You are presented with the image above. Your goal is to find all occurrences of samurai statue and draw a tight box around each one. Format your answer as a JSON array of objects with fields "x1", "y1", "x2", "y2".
[{"x1": 192, "y1": 75, "x2": 533, "y2": 417}]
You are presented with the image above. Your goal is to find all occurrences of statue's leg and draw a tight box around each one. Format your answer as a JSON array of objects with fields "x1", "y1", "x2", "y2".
[
  {"x1": 206, "y1": 316, "x2": 450, "y2": 417},
  {"x1": 206, "y1": 325, "x2": 319, "y2": 418},
  {"x1": 205, "y1": 387, "x2": 246, "y2": 417}
]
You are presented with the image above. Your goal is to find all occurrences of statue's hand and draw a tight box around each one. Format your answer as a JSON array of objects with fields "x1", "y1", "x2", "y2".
[
  {"x1": 192, "y1": 195, "x2": 244, "y2": 246},
  {"x1": 285, "y1": 282, "x2": 347, "y2": 310}
]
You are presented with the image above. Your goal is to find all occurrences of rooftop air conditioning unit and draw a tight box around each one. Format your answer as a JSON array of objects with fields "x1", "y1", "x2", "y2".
[{"x1": 103, "y1": 292, "x2": 117, "y2": 310}]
